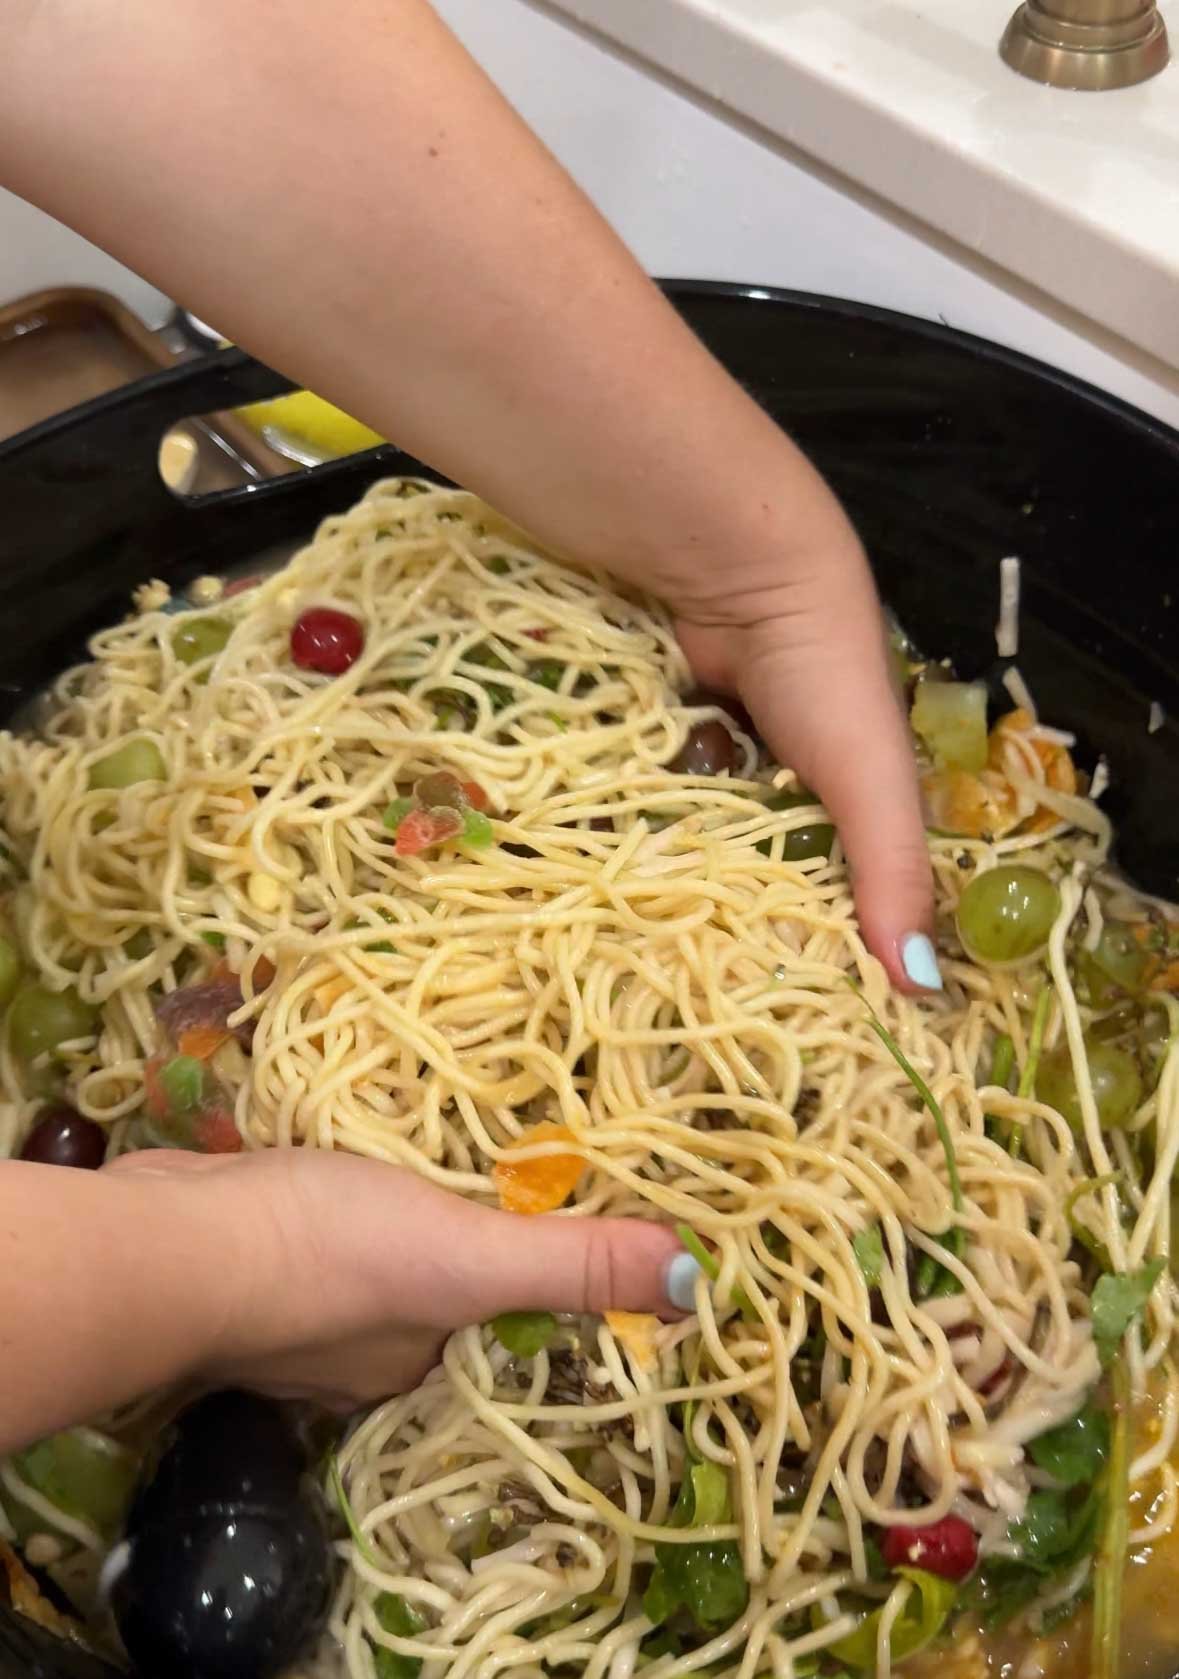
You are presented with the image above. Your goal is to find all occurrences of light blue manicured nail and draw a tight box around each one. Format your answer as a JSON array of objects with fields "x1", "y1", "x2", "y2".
[
  {"x1": 665, "y1": 1252, "x2": 706, "y2": 1310},
  {"x1": 902, "y1": 932, "x2": 943, "y2": 992}
]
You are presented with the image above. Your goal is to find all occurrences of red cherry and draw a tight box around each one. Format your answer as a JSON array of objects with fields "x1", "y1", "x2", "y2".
[
  {"x1": 881, "y1": 1514, "x2": 978, "y2": 1581},
  {"x1": 290, "y1": 608, "x2": 365, "y2": 675}
]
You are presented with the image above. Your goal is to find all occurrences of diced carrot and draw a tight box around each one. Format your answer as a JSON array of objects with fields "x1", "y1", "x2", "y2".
[
  {"x1": 1152, "y1": 959, "x2": 1179, "y2": 993},
  {"x1": 494, "y1": 1121, "x2": 585, "y2": 1215},
  {"x1": 604, "y1": 1310, "x2": 660, "y2": 1371},
  {"x1": 462, "y1": 781, "x2": 490, "y2": 812},
  {"x1": 177, "y1": 1024, "x2": 232, "y2": 1061}
]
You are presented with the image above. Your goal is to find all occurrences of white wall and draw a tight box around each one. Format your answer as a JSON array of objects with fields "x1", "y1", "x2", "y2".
[
  {"x1": 1, "y1": 0, "x2": 1176, "y2": 429},
  {"x1": 0, "y1": 187, "x2": 169, "y2": 326},
  {"x1": 433, "y1": 0, "x2": 1179, "y2": 430}
]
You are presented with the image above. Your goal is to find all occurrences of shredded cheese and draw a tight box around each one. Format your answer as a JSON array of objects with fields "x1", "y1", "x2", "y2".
[{"x1": 996, "y1": 555, "x2": 1021, "y2": 658}]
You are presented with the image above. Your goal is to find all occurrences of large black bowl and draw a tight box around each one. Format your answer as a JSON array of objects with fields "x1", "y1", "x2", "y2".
[{"x1": 0, "y1": 282, "x2": 1177, "y2": 1676}]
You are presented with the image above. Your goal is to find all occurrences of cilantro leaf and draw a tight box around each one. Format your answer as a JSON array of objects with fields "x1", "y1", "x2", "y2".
[
  {"x1": 643, "y1": 1459, "x2": 748, "y2": 1632},
  {"x1": 1028, "y1": 1401, "x2": 1110, "y2": 1488},
  {"x1": 371, "y1": 1593, "x2": 425, "y2": 1679},
  {"x1": 1091, "y1": 1259, "x2": 1164, "y2": 1365}
]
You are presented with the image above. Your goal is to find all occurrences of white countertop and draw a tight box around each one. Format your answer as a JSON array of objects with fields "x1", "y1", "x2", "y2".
[{"x1": 541, "y1": 0, "x2": 1179, "y2": 377}]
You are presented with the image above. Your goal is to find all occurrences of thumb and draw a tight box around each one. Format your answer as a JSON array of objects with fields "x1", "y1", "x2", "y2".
[{"x1": 449, "y1": 1205, "x2": 699, "y2": 1325}]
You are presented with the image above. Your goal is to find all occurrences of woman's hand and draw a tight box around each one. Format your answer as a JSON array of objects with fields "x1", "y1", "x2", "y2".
[
  {"x1": 109, "y1": 1148, "x2": 688, "y2": 1408},
  {"x1": 671, "y1": 521, "x2": 938, "y2": 994},
  {"x1": 1, "y1": 0, "x2": 935, "y2": 988},
  {"x1": 0, "y1": 1149, "x2": 692, "y2": 1452}
]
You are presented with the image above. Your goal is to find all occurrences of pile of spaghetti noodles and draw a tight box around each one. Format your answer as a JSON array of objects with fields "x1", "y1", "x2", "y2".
[{"x1": 0, "y1": 480, "x2": 1176, "y2": 1679}]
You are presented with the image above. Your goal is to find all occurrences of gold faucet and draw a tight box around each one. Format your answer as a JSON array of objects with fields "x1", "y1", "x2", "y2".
[{"x1": 1000, "y1": 0, "x2": 1168, "y2": 87}]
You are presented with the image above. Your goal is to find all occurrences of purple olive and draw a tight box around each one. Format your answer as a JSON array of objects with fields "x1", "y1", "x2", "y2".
[
  {"x1": 670, "y1": 719, "x2": 740, "y2": 777},
  {"x1": 684, "y1": 686, "x2": 755, "y2": 736},
  {"x1": 19, "y1": 1106, "x2": 107, "y2": 1170}
]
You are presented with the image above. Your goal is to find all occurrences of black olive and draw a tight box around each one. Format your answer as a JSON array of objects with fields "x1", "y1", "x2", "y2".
[
  {"x1": 110, "y1": 1392, "x2": 332, "y2": 1679},
  {"x1": 19, "y1": 1107, "x2": 106, "y2": 1170},
  {"x1": 670, "y1": 719, "x2": 740, "y2": 777}
]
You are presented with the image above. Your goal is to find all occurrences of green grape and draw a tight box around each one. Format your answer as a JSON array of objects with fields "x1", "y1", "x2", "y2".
[
  {"x1": 758, "y1": 791, "x2": 835, "y2": 862},
  {"x1": 1036, "y1": 1041, "x2": 1143, "y2": 1132},
  {"x1": 957, "y1": 865, "x2": 1060, "y2": 964},
  {"x1": 1080, "y1": 921, "x2": 1152, "y2": 1004},
  {"x1": 9, "y1": 983, "x2": 100, "y2": 1062},
  {"x1": 88, "y1": 738, "x2": 166, "y2": 790},
  {"x1": 0, "y1": 935, "x2": 21, "y2": 1010},
  {"x1": 172, "y1": 616, "x2": 232, "y2": 666}
]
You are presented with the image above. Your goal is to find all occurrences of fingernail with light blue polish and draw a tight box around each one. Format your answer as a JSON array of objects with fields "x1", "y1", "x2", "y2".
[
  {"x1": 665, "y1": 1251, "x2": 706, "y2": 1311},
  {"x1": 901, "y1": 932, "x2": 943, "y2": 992}
]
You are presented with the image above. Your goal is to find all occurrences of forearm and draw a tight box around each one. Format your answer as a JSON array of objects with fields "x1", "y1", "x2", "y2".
[
  {"x1": 0, "y1": 1163, "x2": 229, "y2": 1454},
  {"x1": 0, "y1": 0, "x2": 852, "y2": 601}
]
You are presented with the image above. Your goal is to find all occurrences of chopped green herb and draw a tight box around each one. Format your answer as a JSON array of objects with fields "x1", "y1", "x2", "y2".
[
  {"x1": 984, "y1": 1033, "x2": 1016, "y2": 1141},
  {"x1": 199, "y1": 930, "x2": 226, "y2": 952},
  {"x1": 371, "y1": 1592, "x2": 426, "y2": 1679},
  {"x1": 853, "y1": 1224, "x2": 884, "y2": 1288},
  {"x1": 1028, "y1": 1400, "x2": 1110, "y2": 1488},
  {"x1": 914, "y1": 1230, "x2": 965, "y2": 1300},
  {"x1": 530, "y1": 660, "x2": 564, "y2": 691},
  {"x1": 674, "y1": 1223, "x2": 755, "y2": 1320},
  {"x1": 962, "y1": 1484, "x2": 1099, "y2": 1630},
  {"x1": 864, "y1": 1009, "x2": 963, "y2": 1213},
  {"x1": 991, "y1": 1033, "x2": 1016, "y2": 1090},
  {"x1": 491, "y1": 1310, "x2": 558, "y2": 1357},
  {"x1": 1010, "y1": 984, "x2": 1053, "y2": 1158},
  {"x1": 1091, "y1": 1258, "x2": 1164, "y2": 1365},
  {"x1": 330, "y1": 1457, "x2": 379, "y2": 1567},
  {"x1": 643, "y1": 1459, "x2": 748, "y2": 1632}
]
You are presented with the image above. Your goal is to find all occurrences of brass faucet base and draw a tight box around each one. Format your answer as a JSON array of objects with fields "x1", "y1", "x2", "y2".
[{"x1": 1000, "y1": 0, "x2": 1168, "y2": 88}]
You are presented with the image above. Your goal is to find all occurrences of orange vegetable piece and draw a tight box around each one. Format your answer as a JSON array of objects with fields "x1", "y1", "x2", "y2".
[
  {"x1": 989, "y1": 709, "x2": 1077, "y2": 833},
  {"x1": 177, "y1": 1025, "x2": 232, "y2": 1061},
  {"x1": 605, "y1": 1310, "x2": 660, "y2": 1371},
  {"x1": 494, "y1": 1122, "x2": 585, "y2": 1215}
]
